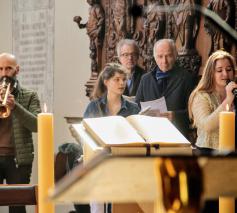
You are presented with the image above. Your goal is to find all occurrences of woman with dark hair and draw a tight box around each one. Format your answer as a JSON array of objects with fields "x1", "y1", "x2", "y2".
[
  {"x1": 83, "y1": 63, "x2": 140, "y2": 213},
  {"x1": 188, "y1": 50, "x2": 237, "y2": 149},
  {"x1": 84, "y1": 63, "x2": 140, "y2": 118}
]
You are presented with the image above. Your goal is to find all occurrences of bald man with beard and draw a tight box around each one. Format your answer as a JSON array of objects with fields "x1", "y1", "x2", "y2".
[{"x1": 0, "y1": 53, "x2": 41, "y2": 213}]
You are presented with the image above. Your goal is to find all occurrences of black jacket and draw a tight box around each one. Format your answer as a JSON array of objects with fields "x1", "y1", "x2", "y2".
[
  {"x1": 135, "y1": 65, "x2": 195, "y2": 139},
  {"x1": 123, "y1": 65, "x2": 146, "y2": 96}
]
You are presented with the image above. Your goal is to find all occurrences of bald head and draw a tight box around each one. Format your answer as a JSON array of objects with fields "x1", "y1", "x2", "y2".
[
  {"x1": 0, "y1": 53, "x2": 17, "y2": 64},
  {"x1": 0, "y1": 53, "x2": 19, "y2": 78},
  {"x1": 153, "y1": 39, "x2": 177, "y2": 72}
]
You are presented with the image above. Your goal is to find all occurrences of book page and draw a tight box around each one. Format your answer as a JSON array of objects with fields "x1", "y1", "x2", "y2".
[
  {"x1": 82, "y1": 116, "x2": 146, "y2": 147},
  {"x1": 140, "y1": 97, "x2": 167, "y2": 113},
  {"x1": 126, "y1": 115, "x2": 190, "y2": 147}
]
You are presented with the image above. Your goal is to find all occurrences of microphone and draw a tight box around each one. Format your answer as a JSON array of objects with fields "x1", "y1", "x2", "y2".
[{"x1": 226, "y1": 79, "x2": 237, "y2": 96}]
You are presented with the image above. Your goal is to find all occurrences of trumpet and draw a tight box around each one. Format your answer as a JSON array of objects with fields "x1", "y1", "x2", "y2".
[{"x1": 0, "y1": 77, "x2": 11, "y2": 118}]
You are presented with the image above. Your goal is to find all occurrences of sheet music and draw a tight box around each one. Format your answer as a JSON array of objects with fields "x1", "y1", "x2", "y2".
[{"x1": 140, "y1": 97, "x2": 167, "y2": 113}]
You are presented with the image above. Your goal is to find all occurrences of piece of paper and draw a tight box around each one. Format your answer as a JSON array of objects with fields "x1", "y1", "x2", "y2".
[
  {"x1": 122, "y1": 95, "x2": 135, "y2": 103},
  {"x1": 140, "y1": 97, "x2": 167, "y2": 113}
]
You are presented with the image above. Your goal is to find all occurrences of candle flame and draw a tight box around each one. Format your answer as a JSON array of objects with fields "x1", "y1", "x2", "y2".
[
  {"x1": 43, "y1": 103, "x2": 47, "y2": 113},
  {"x1": 226, "y1": 104, "x2": 229, "y2": 111}
]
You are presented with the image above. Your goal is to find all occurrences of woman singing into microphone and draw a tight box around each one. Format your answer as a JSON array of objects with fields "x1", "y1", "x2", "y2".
[{"x1": 188, "y1": 50, "x2": 237, "y2": 149}]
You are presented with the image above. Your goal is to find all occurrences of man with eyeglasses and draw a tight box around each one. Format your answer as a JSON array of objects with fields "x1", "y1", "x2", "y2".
[
  {"x1": 136, "y1": 39, "x2": 196, "y2": 139},
  {"x1": 0, "y1": 53, "x2": 41, "y2": 213},
  {"x1": 116, "y1": 39, "x2": 145, "y2": 97}
]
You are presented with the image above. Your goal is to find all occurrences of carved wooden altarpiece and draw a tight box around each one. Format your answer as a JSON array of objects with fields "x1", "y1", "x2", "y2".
[{"x1": 74, "y1": 0, "x2": 237, "y2": 97}]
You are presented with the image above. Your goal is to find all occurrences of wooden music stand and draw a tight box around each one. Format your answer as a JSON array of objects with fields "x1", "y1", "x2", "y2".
[
  {"x1": 50, "y1": 150, "x2": 237, "y2": 213},
  {"x1": 49, "y1": 123, "x2": 237, "y2": 213}
]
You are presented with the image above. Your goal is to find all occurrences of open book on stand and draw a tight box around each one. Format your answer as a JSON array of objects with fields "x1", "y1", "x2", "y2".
[{"x1": 82, "y1": 115, "x2": 191, "y2": 148}]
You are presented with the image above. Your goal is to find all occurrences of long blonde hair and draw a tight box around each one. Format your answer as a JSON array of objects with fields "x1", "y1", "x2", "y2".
[{"x1": 188, "y1": 50, "x2": 236, "y2": 121}]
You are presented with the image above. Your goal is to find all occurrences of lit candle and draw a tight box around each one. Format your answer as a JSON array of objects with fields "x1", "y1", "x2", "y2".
[
  {"x1": 219, "y1": 104, "x2": 235, "y2": 213},
  {"x1": 219, "y1": 197, "x2": 235, "y2": 213},
  {"x1": 219, "y1": 104, "x2": 235, "y2": 151},
  {"x1": 38, "y1": 104, "x2": 55, "y2": 213}
]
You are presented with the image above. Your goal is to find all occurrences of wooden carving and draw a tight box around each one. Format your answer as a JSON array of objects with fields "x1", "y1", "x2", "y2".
[
  {"x1": 143, "y1": 0, "x2": 166, "y2": 71},
  {"x1": 204, "y1": 0, "x2": 235, "y2": 54},
  {"x1": 74, "y1": 0, "x2": 105, "y2": 96},
  {"x1": 165, "y1": 0, "x2": 200, "y2": 55},
  {"x1": 74, "y1": 0, "x2": 104, "y2": 73},
  {"x1": 74, "y1": 0, "x2": 237, "y2": 97},
  {"x1": 107, "y1": 0, "x2": 128, "y2": 62},
  {"x1": 164, "y1": 0, "x2": 201, "y2": 75}
]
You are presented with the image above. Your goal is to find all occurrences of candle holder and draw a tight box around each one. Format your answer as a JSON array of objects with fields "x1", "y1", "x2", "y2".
[{"x1": 157, "y1": 158, "x2": 203, "y2": 213}]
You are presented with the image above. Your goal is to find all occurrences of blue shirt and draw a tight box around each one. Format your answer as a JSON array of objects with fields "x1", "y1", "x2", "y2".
[{"x1": 83, "y1": 95, "x2": 140, "y2": 118}]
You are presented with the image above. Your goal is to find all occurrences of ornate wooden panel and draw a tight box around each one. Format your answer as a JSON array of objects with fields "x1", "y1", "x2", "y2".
[{"x1": 74, "y1": 0, "x2": 237, "y2": 97}]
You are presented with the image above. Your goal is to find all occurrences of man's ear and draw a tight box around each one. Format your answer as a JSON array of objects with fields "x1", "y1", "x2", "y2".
[{"x1": 15, "y1": 65, "x2": 20, "y2": 75}]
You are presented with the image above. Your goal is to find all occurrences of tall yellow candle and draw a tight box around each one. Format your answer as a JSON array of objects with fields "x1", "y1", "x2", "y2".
[
  {"x1": 219, "y1": 105, "x2": 235, "y2": 213},
  {"x1": 38, "y1": 109, "x2": 55, "y2": 213},
  {"x1": 219, "y1": 108, "x2": 235, "y2": 151}
]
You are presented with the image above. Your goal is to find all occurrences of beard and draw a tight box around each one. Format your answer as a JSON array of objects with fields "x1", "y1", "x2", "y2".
[{"x1": 0, "y1": 76, "x2": 17, "y2": 85}]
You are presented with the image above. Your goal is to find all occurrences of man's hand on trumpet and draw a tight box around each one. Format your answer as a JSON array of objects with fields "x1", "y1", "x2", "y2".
[{"x1": 6, "y1": 93, "x2": 15, "y2": 110}]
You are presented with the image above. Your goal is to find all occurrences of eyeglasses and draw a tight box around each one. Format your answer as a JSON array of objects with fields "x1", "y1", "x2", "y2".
[{"x1": 120, "y1": 53, "x2": 138, "y2": 58}]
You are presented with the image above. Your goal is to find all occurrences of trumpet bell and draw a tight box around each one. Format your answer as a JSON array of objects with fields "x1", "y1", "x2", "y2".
[
  {"x1": 0, "y1": 104, "x2": 10, "y2": 118},
  {"x1": 0, "y1": 76, "x2": 12, "y2": 119}
]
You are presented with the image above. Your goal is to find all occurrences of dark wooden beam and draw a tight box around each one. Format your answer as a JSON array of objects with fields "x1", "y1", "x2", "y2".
[{"x1": 0, "y1": 184, "x2": 37, "y2": 206}]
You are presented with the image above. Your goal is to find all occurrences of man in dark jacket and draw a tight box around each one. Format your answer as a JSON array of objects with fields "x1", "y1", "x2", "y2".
[
  {"x1": 0, "y1": 53, "x2": 41, "y2": 213},
  {"x1": 116, "y1": 39, "x2": 146, "y2": 97},
  {"x1": 136, "y1": 39, "x2": 195, "y2": 139}
]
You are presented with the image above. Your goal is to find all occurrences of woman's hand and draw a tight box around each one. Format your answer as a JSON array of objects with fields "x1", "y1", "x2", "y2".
[
  {"x1": 226, "y1": 81, "x2": 237, "y2": 102},
  {"x1": 224, "y1": 81, "x2": 237, "y2": 109}
]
